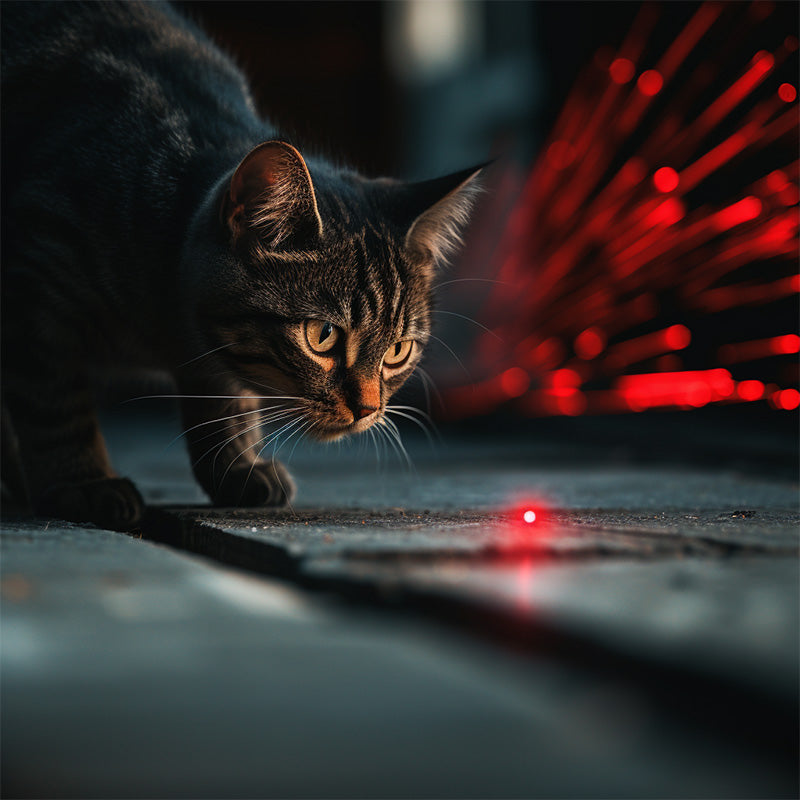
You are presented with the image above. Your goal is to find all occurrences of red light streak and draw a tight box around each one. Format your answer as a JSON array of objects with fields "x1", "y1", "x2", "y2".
[
  {"x1": 719, "y1": 334, "x2": 800, "y2": 364},
  {"x1": 438, "y1": 4, "x2": 798, "y2": 421},
  {"x1": 713, "y1": 196, "x2": 762, "y2": 231},
  {"x1": 653, "y1": 167, "x2": 679, "y2": 193}
]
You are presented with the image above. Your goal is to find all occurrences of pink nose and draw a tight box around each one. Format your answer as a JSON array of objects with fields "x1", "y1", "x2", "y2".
[{"x1": 356, "y1": 405, "x2": 377, "y2": 420}]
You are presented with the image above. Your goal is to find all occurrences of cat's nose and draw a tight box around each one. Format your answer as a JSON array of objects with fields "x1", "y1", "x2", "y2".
[{"x1": 356, "y1": 404, "x2": 378, "y2": 420}]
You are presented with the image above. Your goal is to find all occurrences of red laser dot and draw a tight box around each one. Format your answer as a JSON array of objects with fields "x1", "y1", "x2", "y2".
[
  {"x1": 500, "y1": 367, "x2": 529, "y2": 398},
  {"x1": 737, "y1": 380, "x2": 765, "y2": 401},
  {"x1": 778, "y1": 83, "x2": 797, "y2": 103},
  {"x1": 653, "y1": 167, "x2": 679, "y2": 193},
  {"x1": 574, "y1": 327, "x2": 606, "y2": 360},
  {"x1": 523, "y1": 510, "x2": 536, "y2": 524},
  {"x1": 775, "y1": 388, "x2": 800, "y2": 410},
  {"x1": 637, "y1": 69, "x2": 663, "y2": 96},
  {"x1": 664, "y1": 324, "x2": 691, "y2": 350},
  {"x1": 609, "y1": 57, "x2": 635, "y2": 84},
  {"x1": 772, "y1": 334, "x2": 800, "y2": 354}
]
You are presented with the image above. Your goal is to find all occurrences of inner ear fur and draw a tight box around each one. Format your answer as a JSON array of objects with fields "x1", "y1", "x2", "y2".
[
  {"x1": 404, "y1": 165, "x2": 484, "y2": 270},
  {"x1": 221, "y1": 140, "x2": 324, "y2": 246}
]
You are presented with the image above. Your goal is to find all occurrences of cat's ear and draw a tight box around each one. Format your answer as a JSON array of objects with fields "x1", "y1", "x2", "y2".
[
  {"x1": 403, "y1": 164, "x2": 485, "y2": 269},
  {"x1": 221, "y1": 141, "x2": 324, "y2": 247}
]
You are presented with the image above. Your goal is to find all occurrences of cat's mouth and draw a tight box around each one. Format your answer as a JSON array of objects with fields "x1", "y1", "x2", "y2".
[{"x1": 312, "y1": 412, "x2": 381, "y2": 442}]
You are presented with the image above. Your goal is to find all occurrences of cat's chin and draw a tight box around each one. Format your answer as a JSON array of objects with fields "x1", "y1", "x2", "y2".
[{"x1": 313, "y1": 415, "x2": 381, "y2": 442}]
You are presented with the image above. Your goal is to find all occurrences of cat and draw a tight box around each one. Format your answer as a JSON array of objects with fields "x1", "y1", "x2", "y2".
[{"x1": 0, "y1": 1, "x2": 481, "y2": 531}]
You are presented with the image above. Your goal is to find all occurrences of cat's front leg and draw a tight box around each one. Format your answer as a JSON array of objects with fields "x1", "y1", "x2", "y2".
[
  {"x1": 178, "y1": 386, "x2": 295, "y2": 508},
  {"x1": 4, "y1": 375, "x2": 144, "y2": 531}
]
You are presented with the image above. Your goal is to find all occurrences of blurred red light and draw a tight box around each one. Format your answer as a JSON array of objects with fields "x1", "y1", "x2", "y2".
[
  {"x1": 663, "y1": 324, "x2": 691, "y2": 350},
  {"x1": 523, "y1": 510, "x2": 537, "y2": 524},
  {"x1": 775, "y1": 389, "x2": 800, "y2": 410},
  {"x1": 786, "y1": 35, "x2": 799, "y2": 52},
  {"x1": 772, "y1": 334, "x2": 800, "y2": 354},
  {"x1": 766, "y1": 170, "x2": 789, "y2": 193},
  {"x1": 551, "y1": 368, "x2": 582, "y2": 389},
  {"x1": 609, "y1": 57, "x2": 636, "y2": 84},
  {"x1": 574, "y1": 327, "x2": 606, "y2": 359},
  {"x1": 637, "y1": 69, "x2": 663, "y2": 96},
  {"x1": 778, "y1": 83, "x2": 797, "y2": 103},
  {"x1": 546, "y1": 140, "x2": 577, "y2": 170},
  {"x1": 500, "y1": 367, "x2": 530, "y2": 398},
  {"x1": 653, "y1": 166, "x2": 679, "y2": 193},
  {"x1": 715, "y1": 196, "x2": 762, "y2": 230},
  {"x1": 737, "y1": 380, "x2": 765, "y2": 401}
]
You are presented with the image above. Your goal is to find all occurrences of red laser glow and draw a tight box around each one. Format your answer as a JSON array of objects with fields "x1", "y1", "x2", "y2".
[
  {"x1": 653, "y1": 166, "x2": 679, "y2": 192},
  {"x1": 778, "y1": 83, "x2": 797, "y2": 103}
]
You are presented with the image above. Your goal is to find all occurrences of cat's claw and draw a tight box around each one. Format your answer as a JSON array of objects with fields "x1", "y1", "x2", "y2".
[
  {"x1": 37, "y1": 477, "x2": 144, "y2": 532},
  {"x1": 209, "y1": 460, "x2": 295, "y2": 508}
]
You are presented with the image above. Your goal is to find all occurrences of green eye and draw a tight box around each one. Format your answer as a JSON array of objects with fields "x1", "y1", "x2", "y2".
[
  {"x1": 383, "y1": 340, "x2": 413, "y2": 368},
  {"x1": 305, "y1": 319, "x2": 340, "y2": 354}
]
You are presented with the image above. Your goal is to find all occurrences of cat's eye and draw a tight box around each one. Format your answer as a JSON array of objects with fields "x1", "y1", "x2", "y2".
[
  {"x1": 383, "y1": 340, "x2": 414, "y2": 369},
  {"x1": 305, "y1": 319, "x2": 340, "y2": 354}
]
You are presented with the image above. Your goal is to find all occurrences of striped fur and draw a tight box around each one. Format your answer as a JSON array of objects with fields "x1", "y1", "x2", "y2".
[{"x1": 1, "y1": 1, "x2": 481, "y2": 530}]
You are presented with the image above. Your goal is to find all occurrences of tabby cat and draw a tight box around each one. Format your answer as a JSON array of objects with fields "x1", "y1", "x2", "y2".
[{"x1": 0, "y1": 1, "x2": 481, "y2": 530}]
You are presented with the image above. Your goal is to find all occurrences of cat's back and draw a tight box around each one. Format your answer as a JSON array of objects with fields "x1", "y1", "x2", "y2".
[{"x1": 2, "y1": 1, "x2": 260, "y2": 202}]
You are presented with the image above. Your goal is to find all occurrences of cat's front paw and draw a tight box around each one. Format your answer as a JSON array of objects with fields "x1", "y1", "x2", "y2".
[
  {"x1": 37, "y1": 477, "x2": 145, "y2": 531},
  {"x1": 208, "y1": 460, "x2": 295, "y2": 508}
]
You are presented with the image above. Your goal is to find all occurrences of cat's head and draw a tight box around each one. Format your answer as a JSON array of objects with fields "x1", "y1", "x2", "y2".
[{"x1": 184, "y1": 140, "x2": 481, "y2": 441}]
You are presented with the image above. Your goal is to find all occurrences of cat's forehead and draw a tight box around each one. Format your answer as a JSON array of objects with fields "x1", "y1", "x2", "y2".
[{"x1": 255, "y1": 225, "x2": 430, "y2": 341}]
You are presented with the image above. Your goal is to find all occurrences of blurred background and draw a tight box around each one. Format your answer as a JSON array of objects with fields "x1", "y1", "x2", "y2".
[{"x1": 172, "y1": 0, "x2": 799, "y2": 462}]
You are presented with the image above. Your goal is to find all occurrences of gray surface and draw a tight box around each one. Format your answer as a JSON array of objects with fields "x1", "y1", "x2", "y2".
[
  {"x1": 4, "y1": 521, "x2": 790, "y2": 799},
  {"x1": 2, "y1": 413, "x2": 799, "y2": 798}
]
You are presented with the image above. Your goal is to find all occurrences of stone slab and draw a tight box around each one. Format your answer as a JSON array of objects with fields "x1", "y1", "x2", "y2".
[{"x1": 5, "y1": 520, "x2": 794, "y2": 798}]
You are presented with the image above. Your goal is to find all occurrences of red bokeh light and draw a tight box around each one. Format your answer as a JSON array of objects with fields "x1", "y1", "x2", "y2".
[
  {"x1": 771, "y1": 334, "x2": 800, "y2": 355},
  {"x1": 609, "y1": 57, "x2": 636, "y2": 84},
  {"x1": 500, "y1": 367, "x2": 530, "y2": 398},
  {"x1": 737, "y1": 380, "x2": 765, "y2": 401},
  {"x1": 574, "y1": 327, "x2": 607, "y2": 359},
  {"x1": 653, "y1": 166, "x2": 679, "y2": 193},
  {"x1": 786, "y1": 35, "x2": 799, "y2": 52},
  {"x1": 778, "y1": 83, "x2": 797, "y2": 102},
  {"x1": 637, "y1": 69, "x2": 664, "y2": 96},
  {"x1": 663, "y1": 324, "x2": 692, "y2": 350},
  {"x1": 774, "y1": 388, "x2": 800, "y2": 410}
]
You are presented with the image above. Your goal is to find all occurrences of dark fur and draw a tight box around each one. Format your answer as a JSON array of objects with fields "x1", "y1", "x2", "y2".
[{"x1": 1, "y1": 1, "x2": 480, "y2": 530}]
